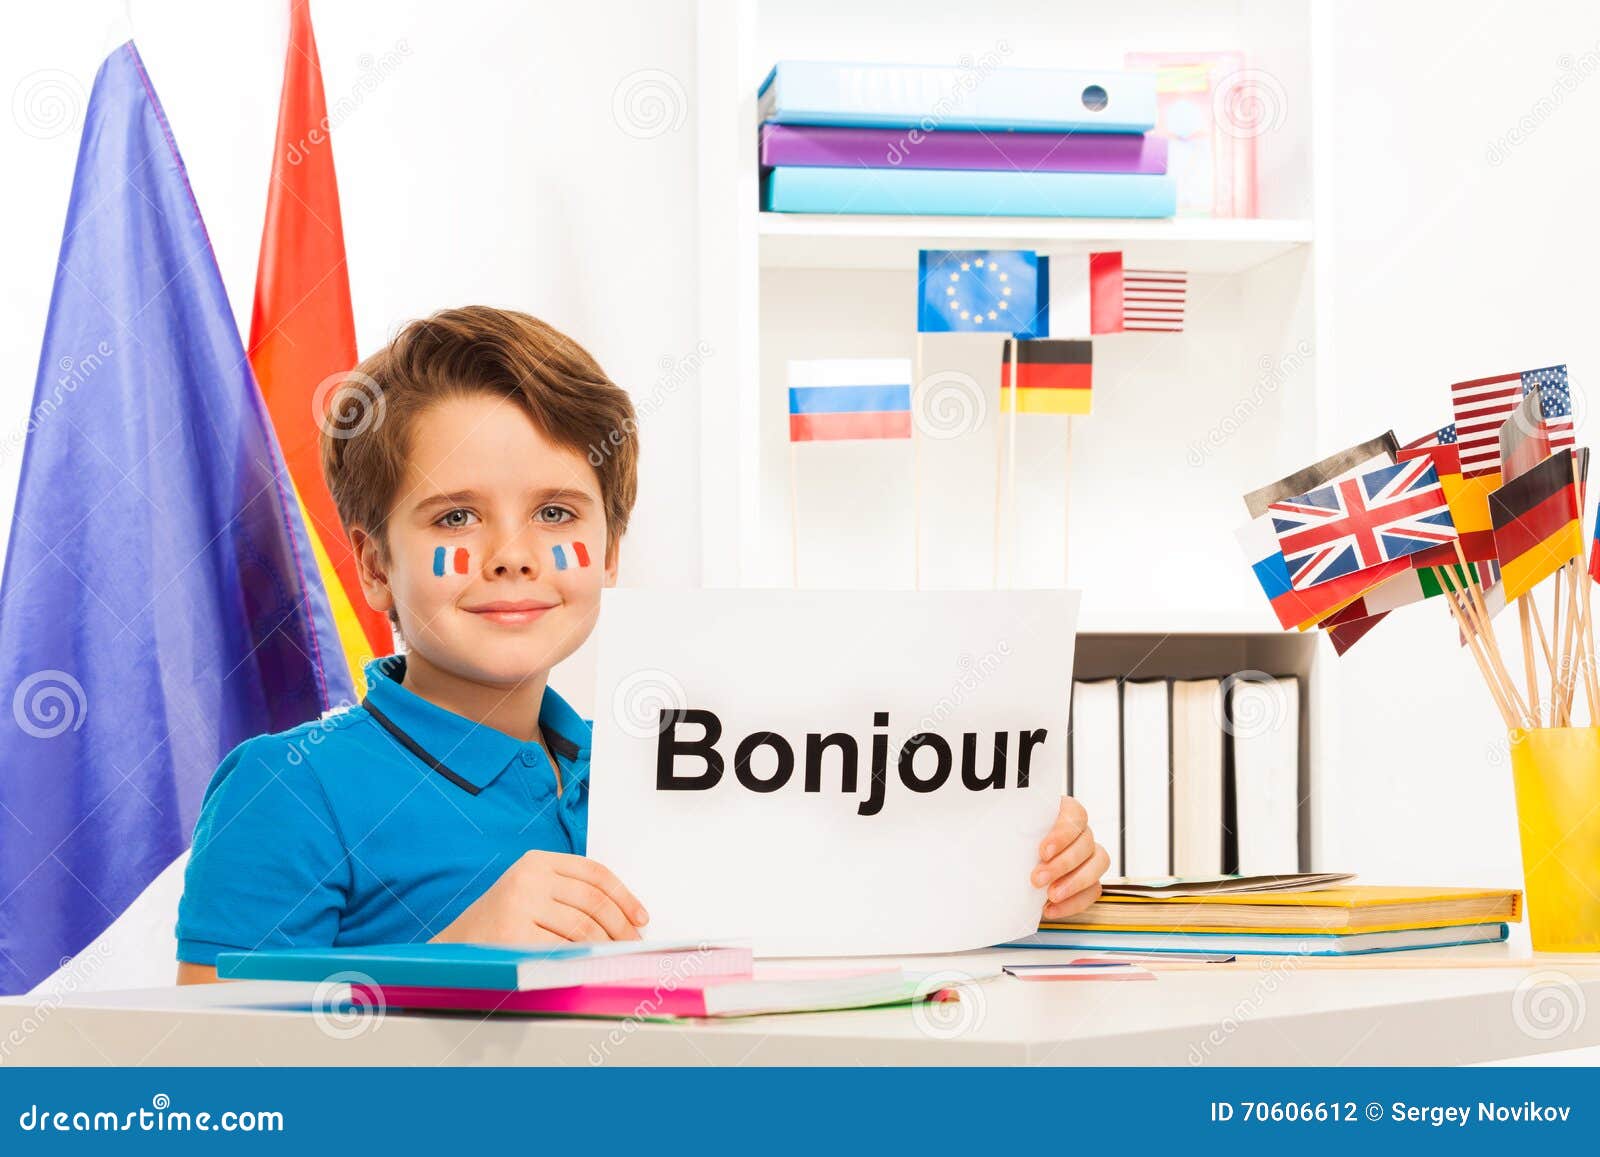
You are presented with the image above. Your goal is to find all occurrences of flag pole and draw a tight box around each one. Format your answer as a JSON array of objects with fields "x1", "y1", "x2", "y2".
[
  {"x1": 1439, "y1": 576, "x2": 1517, "y2": 727},
  {"x1": 993, "y1": 341, "x2": 1008, "y2": 588},
  {"x1": 1518, "y1": 596, "x2": 1541, "y2": 727},
  {"x1": 912, "y1": 334, "x2": 923, "y2": 591},
  {"x1": 1007, "y1": 336, "x2": 1020, "y2": 587},
  {"x1": 1064, "y1": 414, "x2": 1074, "y2": 586},
  {"x1": 788, "y1": 440, "x2": 800, "y2": 589}
]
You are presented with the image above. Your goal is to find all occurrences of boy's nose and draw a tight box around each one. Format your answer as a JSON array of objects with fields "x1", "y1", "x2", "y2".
[{"x1": 485, "y1": 526, "x2": 543, "y2": 578}]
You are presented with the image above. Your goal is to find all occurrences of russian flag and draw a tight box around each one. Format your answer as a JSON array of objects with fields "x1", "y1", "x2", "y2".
[
  {"x1": 1236, "y1": 516, "x2": 1407, "y2": 631},
  {"x1": 788, "y1": 358, "x2": 913, "y2": 442}
]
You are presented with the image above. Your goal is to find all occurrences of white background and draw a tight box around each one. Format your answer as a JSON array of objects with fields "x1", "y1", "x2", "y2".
[{"x1": 5, "y1": 0, "x2": 1600, "y2": 982}]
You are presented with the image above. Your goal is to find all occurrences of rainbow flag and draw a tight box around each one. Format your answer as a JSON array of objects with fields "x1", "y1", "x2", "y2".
[
  {"x1": 788, "y1": 359, "x2": 913, "y2": 442},
  {"x1": 249, "y1": 0, "x2": 391, "y2": 694}
]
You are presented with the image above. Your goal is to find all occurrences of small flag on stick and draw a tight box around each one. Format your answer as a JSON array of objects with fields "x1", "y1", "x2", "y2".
[
  {"x1": 1269, "y1": 458, "x2": 1458, "y2": 590},
  {"x1": 999, "y1": 339, "x2": 1092, "y2": 415},
  {"x1": 1398, "y1": 423, "x2": 1497, "y2": 564},
  {"x1": 1242, "y1": 431, "x2": 1398, "y2": 518},
  {"x1": 787, "y1": 359, "x2": 913, "y2": 442},
  {"x1": 1490, "y1": 447, "x2": 1588, "y2": 602},
  {"x1": 1452, "y1": 364, "x2": 1572, "y2": 479},
  {"x1": 916, "y1": 250, "x2": 1039, "y2": 334},
  {"x1": 1035, "y1": 252, "x2": 1123, "y2": 337},
  {"x1": 1122, "y1": 268, "x2": 1187, "y2": 332}
]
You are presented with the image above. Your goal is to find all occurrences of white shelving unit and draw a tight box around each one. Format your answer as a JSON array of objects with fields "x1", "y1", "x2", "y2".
[{"x1": 695, "y1": 0, "x2": 1332, "y2": 868}]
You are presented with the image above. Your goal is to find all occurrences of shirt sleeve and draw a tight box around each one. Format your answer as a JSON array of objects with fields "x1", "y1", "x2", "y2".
[{"x1": 175, "y1": 732, "x2": 350, "y2": 966}]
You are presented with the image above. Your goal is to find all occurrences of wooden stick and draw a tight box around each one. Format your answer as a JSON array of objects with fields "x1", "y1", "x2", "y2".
[
  {"x1": 993, "y1": 342, "x2": 1007, "y2": 588},
  {"x1": 1063, "y1": 415, "x2": 1073, "y2": 587},
  {"x1": 1438, "y1": 574, "x2": 1518, "y2": 727},
  {"x1": 1529, "y1": 593, "x2": 1556, "y2": 674},
  {"x1": 1518, "y1": 596, "x2": 1541, "y2": 728},
  {"x1": 1556, "y1": 563, "x2": 1581, "y2": 725},
  {"x1": 912, "y1": 334, "x2": 923, "y2": 591},
  {"x1": 1441, "y1": 562, "x2": 1529, "y2": 726},
  {"x1": 1006, "y1": 337, "x2": 1019, "y2": 588},
  {"x1": 788, "y1": 441, "x2": 801, "y2": 589},
  {"x1": 1452, "y1": 544, "x2": 1523, "y2": 723}
]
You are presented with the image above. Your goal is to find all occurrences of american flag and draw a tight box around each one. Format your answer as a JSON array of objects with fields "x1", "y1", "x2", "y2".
[
  {"x1": 1401, "y1": 423, "x2": 1457, "y2": 451},
  {"x1": 1122, "y1": 269, "x2": 1186, "y2": 332},
  {"x1": 1451, "y1": 365, "x2": 1572, "y2": 478},
  {"x1": 1269, "y1": 457, "x2": 1458, "y2": 590}
]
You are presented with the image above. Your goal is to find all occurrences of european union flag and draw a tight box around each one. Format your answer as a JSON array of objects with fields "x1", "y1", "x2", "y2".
[
  {"x1": 0, "y1": 43, "x2": 353, "y2": 994},
  {"x1": 916, "y1": 249, "x2": 1042, "y2": 335}
]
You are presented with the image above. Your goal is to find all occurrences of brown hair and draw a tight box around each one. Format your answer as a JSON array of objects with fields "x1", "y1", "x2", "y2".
[{"x1": 319, "y1": 306, "x2": 638, "y2": 560}]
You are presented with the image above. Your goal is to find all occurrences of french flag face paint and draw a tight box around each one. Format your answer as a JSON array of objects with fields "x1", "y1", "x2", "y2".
[
  {"x1": 433, "y1": 547, "x2": 469, "y2": 576},
  {"x1": 551, "y1": 542, "x2": 591, "y2": 571}
]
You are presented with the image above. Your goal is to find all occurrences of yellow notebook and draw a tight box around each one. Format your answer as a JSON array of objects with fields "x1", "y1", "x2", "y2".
[{"x1": 1042, "y1": 886, "x2": 1523, "y2": 934}]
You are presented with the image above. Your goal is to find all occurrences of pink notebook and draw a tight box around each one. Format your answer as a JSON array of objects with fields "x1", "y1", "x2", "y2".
[{"x1": 351, "y1": 965, "x2": 926, "y2": 1019}]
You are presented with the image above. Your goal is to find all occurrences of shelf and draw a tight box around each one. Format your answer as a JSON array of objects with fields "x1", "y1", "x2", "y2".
[{"x1": 758, "y1": 214, "x2": 1314, "y2": 275}]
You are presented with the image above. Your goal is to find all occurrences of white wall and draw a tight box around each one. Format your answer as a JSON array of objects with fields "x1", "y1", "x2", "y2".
[
  {"x1": 0, "y1": 0, "x2": 705, "y2": 716},
  {"x1": 1321, "y1": 0, "x2": 1600, "y2": 885}
]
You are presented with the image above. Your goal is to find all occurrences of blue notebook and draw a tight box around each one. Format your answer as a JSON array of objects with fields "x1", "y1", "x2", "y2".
[
  {"x1": 763, "y1": 167, "x2": 1177, "y2": 219},
  {"x1": 758, "y1": 60, "x2": 1157, "y2": 133},
  {"x1": 215, "y1": 941, "x2": 752, "y2": 991},
  {"x1": 1000, "y1": 923, "x2": 1510, "y2": 957}
]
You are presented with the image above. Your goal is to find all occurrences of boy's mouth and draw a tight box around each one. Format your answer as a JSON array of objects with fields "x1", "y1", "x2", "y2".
[{"x1": 462, "y1": 599, "x2": 558, "y2": 626}]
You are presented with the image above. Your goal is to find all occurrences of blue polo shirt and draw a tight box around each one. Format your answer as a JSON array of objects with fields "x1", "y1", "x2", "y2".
[{"x1": 175, "y1": 654, "x2": 592, "y2": 965}]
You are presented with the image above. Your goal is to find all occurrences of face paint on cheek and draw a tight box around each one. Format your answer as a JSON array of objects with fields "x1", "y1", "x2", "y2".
[
  {"x1": 433, "y1": 547, "x2": 469, "y2": 576},
  {"x1": 552, "y1": 542, "x2": 591, "y2": 571}
]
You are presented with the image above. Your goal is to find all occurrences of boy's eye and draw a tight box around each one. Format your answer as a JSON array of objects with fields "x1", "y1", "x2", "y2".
[
  {"x1": 436, "y1": 508, "x2": 478, "y2": 529},
  {"x1": 535, "y1": 505, "x2": 575, "y2": 525}
]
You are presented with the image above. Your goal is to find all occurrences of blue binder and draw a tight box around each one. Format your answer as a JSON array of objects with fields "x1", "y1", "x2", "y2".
[
  {"x1": 758, "y1": 60, "x2": 1158, "y2": 133},
  {"x1": 763, "y1": 167, "x2": 1177, "y2": 219}
]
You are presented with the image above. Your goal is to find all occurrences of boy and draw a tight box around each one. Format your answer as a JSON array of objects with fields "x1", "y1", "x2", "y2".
[{"x1": 175, "y1": 307, "x2": 1108, "y2": 983}]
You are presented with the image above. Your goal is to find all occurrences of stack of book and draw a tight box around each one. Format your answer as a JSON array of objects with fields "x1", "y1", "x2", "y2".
[
  {"x1": 759, "y1": 60, "x2": 1178, "y2": 218},
  {"x1": 1071, "y1": 674, "x2": 1302, "y2": 881},
  {"x1": 1006, "y1": 876, "x2": 1523, "y2": 956},
  {"x1": 216, "y1": 941, "x2": 951, "y2": 1019}
]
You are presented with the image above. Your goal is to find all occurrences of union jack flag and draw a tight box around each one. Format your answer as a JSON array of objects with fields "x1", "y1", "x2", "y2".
[{"x1": 1269, "y1": 458, "x2": 1459, "y2": 590}]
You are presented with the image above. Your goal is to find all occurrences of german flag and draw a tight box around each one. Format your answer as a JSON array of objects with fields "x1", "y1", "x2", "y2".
[
  {"x1": 1000, "y1": 339, "x2": 1091, "y2": 415},
  {"x1": 1490, "y1": 448, "x2": 1588, "y2": 602}
]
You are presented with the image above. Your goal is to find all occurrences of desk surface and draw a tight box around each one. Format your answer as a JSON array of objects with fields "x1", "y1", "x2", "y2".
[{"x1": 5, "y1": 941, "x2": 1600, "y2": 1066}]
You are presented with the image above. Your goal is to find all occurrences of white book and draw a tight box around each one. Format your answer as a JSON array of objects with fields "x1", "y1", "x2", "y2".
[
  {"x1": 1070, "y1": 679, "x2": 1122, "y2": 877},
  {"x1": 1171, "y1": 679, "x2": 1224, "y2": 876},
  {"x1": 1120, "y1": 680, "x2": 1171, "y2": 878},
  {"x1": 1229, "y1": 675, "x2": 1302, "y2": 875}
]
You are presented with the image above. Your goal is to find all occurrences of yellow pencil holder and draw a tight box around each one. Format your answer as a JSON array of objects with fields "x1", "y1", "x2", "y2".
[{"x1": 1509, "y1": 727, "x2": 1600, "y2": 952}]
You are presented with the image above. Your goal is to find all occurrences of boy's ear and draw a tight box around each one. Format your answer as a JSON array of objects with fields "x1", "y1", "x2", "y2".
[
  {"x1": 603, "y1": 534, "x2": 620, "y2": 588},
  {"x1": 349, "y1": 526, "x2": 396, "y2": 616}
]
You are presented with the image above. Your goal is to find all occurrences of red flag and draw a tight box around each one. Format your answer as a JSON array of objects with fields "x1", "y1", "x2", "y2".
[{"x1": 250, "y1": 0, "x2": 392, "y2": 672}]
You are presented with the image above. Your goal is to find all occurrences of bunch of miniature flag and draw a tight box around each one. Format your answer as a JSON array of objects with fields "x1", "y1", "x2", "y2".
[{"x1": 1238, "y1": 363, "x2": 1599, "y2": 729}]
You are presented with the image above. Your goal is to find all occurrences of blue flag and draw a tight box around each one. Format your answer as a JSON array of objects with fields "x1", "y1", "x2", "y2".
[
  {"x1": 916, "y1": 249, "x2": 1042, "y2": 335},
  {"x1": 0, "y1": 43, "x2": 354, "y2": 994}
]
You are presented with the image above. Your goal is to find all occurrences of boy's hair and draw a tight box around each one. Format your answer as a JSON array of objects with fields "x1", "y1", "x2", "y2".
[{"x1": 319, "y1": 306, "x2": 638, "y2": 565}]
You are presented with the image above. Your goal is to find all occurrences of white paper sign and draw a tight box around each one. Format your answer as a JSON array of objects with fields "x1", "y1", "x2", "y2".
[{"x1": 586, "y1": 589, "x2": 1079, "y2": 956}]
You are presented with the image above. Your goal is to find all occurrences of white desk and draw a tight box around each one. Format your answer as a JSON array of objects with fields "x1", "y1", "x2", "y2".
[{"x1": 5, "y1": 940, "x2": 1600, "y2": 1066}]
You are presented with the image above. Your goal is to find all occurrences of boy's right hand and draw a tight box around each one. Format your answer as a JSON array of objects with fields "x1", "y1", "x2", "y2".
[{"x1": 430, "y1": 851, "x2": 650, "y2": 944}]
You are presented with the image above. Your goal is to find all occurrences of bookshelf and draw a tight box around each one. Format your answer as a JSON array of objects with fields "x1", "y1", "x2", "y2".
[{"x1": 694, "y1": 0, "x2": 1329, "y2": 869}]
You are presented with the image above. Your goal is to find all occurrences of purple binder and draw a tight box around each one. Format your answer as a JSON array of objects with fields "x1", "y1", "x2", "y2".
[{"x1": 759, "y1": 123, "x2": 1167, "y2": 175}]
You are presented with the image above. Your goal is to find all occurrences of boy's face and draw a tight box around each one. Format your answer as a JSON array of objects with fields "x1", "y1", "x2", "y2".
[{"x1": 355, "y1": 392, "x2": 618, "y2": 687}]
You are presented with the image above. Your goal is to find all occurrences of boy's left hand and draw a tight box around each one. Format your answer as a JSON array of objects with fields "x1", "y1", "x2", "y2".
[{"x1": 1031, "y1": 796, "x2": 1110, "y2": 921}]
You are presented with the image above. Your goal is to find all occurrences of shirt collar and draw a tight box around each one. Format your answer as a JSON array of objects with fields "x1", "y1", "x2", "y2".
[{"x1": 361, "y1": 654, "x2": 589, "y2": 792}]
